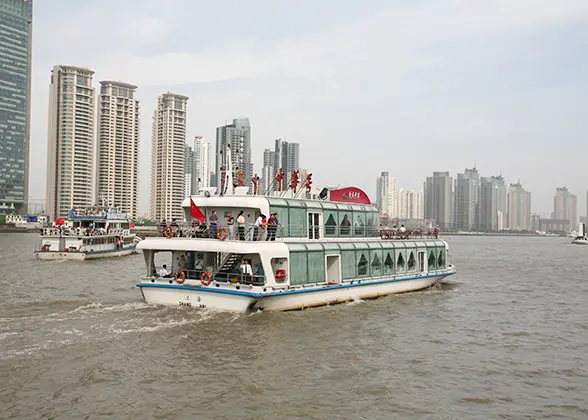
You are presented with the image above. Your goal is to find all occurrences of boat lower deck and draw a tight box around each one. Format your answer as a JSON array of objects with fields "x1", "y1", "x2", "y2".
[
  {"x1": 35, "y1": 246, "x2": 136, "y2": 261},
  {"x1": 137, "y1": 268, "x2": 456, "y2": 313}
]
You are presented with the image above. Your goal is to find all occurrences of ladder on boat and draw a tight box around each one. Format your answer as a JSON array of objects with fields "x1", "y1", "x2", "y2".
[{"x1": 217, "y1": 253, "x2": 241, "y2": 274}]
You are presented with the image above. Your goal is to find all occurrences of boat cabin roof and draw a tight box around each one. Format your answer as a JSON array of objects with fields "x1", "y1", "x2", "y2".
[{"x1": 182, "y1": 195, "x2": 378, "y2": 216}]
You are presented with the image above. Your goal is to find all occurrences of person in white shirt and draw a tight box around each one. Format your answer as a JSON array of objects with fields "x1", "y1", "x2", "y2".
[
  {"x1": 159, "y1": 264, "x2": 170, "y2": 277},
  {"x1": 240, "y1": 259, "x2": 252, "y2": 282},
  {"x1": 237, "y1": 211, "x2": 246, "y2": 241},
  {"x1": 253, "y1": 215, "x2": 263, "y2": 241}
]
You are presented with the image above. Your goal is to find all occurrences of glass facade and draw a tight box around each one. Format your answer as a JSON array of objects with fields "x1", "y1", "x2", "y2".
[
  {"x1": 268, "y1": 198, "x2": 380, "y2": 238},
  {"x1": 287, "y1": 241, "x2": 446, "y2": 286},
  {"x1": 0, "y1": 0, "x2": 32, "y2": 215}
]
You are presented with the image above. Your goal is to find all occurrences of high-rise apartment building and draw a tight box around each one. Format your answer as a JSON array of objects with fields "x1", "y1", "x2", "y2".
[
  {"x1": 480, "y1": 175, "x2": 507, "y2": 231},
  {"x1": 96, "y1": 81, "x2": 140, "y2": 216},
  {"x1": 424, "y1": 171, "x2": 453, "y2": 229},
  {"x1": 376, "y1": 171, "x2": 396, "y2": 215},
  {"x1": 396, "y1": 189, "x2": 424, "y2": 219},
  {"x1": 0, "y1": 0, "x2": 33, "y2": 215},
  {"x1": 46, "y1": 65, "x2": 95, "y2": 222},
  {"x1": 261, "y1": 148, "x2": 275, "y2": 192},
  {"x1": 553, "y1": 186, "x2": 577, "y2": 231},
  {"x1": 274, "y1": 138, "x2": 299, "y2": 191},
  {"x1": 193, "y1": 136, "x2": 211, "y2": 192},
  {"x1": 150, "y1": 93, "x2": 188, "y2": 222},
  {"x1": 454, "y1": 167, "x2": 480, "y2": 231},
  {"x1": 184, "y1": 144, "x2": 194, "y2": 199},
  {"x1": 507, "y1": 182, "x2": 531, "y2": 231},
  {"x1": 215, "y1": 118, "x2": 251, "y2": 191}
]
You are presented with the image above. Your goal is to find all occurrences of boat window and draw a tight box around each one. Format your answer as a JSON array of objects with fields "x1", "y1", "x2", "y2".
[
  {"x1": 407, "y1": 252, "x2": 415, "y2": 271},
  {"x1": 308, "y1": 212, "x2": 321, "y2": 240},
  {"x1": 353, "y1": 211, "x2": 366, "y2": 236},
  {"x1": 307, "y1": 251, "x2": 325, "y2": 283},
  {"x1": 341, "y1": 250, "x2": 356, "y2": 280},
  {"x1": 397, "y1": 253, "x2": 405, "y2": 271},
  {"x1": 383, "y1": 252, "x2": 394, "y2": 274},
  {"x1": 438, "y1": 250, "x2": 445, "y2": 267},
  {"x1": 290, "y1": 251, "x2": 307, "y2": 285},
  {"x1": 324, "y1": 211, "x2": 337, "y2": 236},
  {"x1": 339, "y1": 213, "x2": 351, "y2": 236},
  {"x1": 365, "y1": 211, "x2": 378, "y2": 236},
  {"x1": 289, "y1": 207, "x2": 306, "y2": 237},
  {"x1": 371, "y1": 250, "x2": 382, "y2": 276},
  {"x1": 357, "y1": 253, "x2": 368, "y2": 276},
  {"x1": 428, "y1": 250, "x2": 436, "y2": 270},
  {"x1": 270, "y1": 205, "x2": 289, "y2": 238}
]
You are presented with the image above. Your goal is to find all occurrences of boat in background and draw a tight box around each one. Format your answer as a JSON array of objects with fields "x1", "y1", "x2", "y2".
[
  {"x1": 572, "y1": 223, "x2": 588, "y2": 245},
  {"x1": 35, "y1": 207, "x2": 137, "y2": 260}
]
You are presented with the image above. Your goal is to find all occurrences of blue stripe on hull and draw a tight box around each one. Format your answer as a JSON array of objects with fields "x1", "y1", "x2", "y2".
[{"x1": 136, "y1": 271, "x2": 456, "y2": 298}]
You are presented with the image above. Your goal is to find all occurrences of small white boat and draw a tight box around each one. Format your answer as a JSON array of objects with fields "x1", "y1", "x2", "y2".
[
  {"x1": 35, "y1": 207, "x2": 137, "y2": 260},
  {"x1": 572, "y1": 223, "x2": 588, "y2": 245}
]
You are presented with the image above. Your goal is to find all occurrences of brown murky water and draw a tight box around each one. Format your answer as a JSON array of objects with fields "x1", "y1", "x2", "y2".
[{"x1": 0, "y1": 233, "x2": 587, "y2": 419}]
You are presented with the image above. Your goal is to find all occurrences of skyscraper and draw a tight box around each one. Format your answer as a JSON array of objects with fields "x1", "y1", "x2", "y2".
[
  {"x1": 215, "y1": 118, "x2": 251, "y2": 191},
  {"x1": 261, "y1": 148, "x2": 275, "y2": 192},
  {"x1": 274, "y1": 138, "x2": 300, "y2": 191},
  {"x1": 96, "y1": 81, "x2": 140, "y2": 216},
  {"x1": 480, "y1": 176, "x2": 507, "y2": 231},
  {"x1": 193, "y1": 136, "x2": 211, "y2": 192},
  {"x1": 396, "y1": 189, "x2": 424, "y2": 219},
  {"x1": 553, "y1": 186, "x2": 577, "y2": 231},
  {"x1": 150, "y1": 93, "x2": 188, "y2": 222},
  {"x1": 184, "y1": 144, "x2": 194, "y2": 199},
  {"x1": 454, "y1": 167, "x2": 480, "y2": 231},
  {"x1": 424, "y1": 171, "x2": 453, "y2": 229},
  {"x1": 0, "y1": 0, "x2": 33, "y2": 215},
  {"x1": 46, "y1": 65, "x2": 95, "y2": 222},
  {"x1": 376, "y1": 171, "x2": 396, "y2": 215},
  {"x1": 507, "y1": 182, "x2": 531, "y2": 231}
]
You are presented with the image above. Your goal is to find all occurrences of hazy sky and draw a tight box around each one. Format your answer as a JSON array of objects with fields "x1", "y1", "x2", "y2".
[{"x1": 30, "y1": 0, "x2": 588, "y2": 216}]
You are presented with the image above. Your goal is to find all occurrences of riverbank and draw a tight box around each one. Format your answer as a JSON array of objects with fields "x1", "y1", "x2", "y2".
[{"x1": 0, "y1": 226, "x2": 39, "y2": 233}]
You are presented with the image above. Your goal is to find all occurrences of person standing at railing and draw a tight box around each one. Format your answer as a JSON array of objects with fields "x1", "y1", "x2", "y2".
[
  {"x1": 267, "y1": 213, "x2": 278, "y2": 241},
  {"x1": 226, "y1": 213, "x2": 235, "y2": 239},
  {"x1": 240, "y1": 259, "x2": 252, "y2": 283},
  {"x1": 237, "y1": 211, "x2": 246, "y2": 240},
  {"x1": 253, "y1": 214, "x2": 263, "y2": 241},
  {"x1": 258, "y1": 215, "x2": 268, "y2": 241},
  {"x1": 209, "y1": 210, "x2": 219, "y2": 239}
]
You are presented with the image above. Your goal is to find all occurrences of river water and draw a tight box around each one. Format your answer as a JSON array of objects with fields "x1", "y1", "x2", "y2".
[{"x1": 0, "y1": 233, "x2": 586, "y2": 419}]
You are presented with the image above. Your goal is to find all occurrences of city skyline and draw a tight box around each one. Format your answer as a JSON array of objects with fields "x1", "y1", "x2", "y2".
[{"x1": 11, "y1": 1, "x2": 588, "y2": 217}]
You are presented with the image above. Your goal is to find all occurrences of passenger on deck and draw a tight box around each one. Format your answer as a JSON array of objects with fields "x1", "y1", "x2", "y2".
[
  {"x1": 209, "y1": 210, "x2": 219, "y2": 238},
  {"x1": 159, "y1": 264, "x2": 171, "y2": 277},
  {"x1": 178, "y1": 255, "x2": 187, "y2": 272},
  {"x1": 240, "y1": 259, "x2": 252, "y2": 283},
  {"x1": 226, "y1": 213, "x2": 235, "y2": 239},
  {"x1": 237, "y1": 211, "x2": 246, "y2": 241},
  {"x1": 253, "y1": 215, "x2": 263, "y2": 241}
]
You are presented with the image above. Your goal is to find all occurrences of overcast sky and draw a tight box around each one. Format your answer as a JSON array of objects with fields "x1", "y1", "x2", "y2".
[{"x1": 30, "y1": 0, "x2": 588, "y2": 216}]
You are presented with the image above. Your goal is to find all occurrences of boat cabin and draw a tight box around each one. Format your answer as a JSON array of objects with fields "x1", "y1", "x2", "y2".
[
  {"x1": 139, "y1": 238, "x2": 450, "y2": 289},
  {"x1": 182, "y1": 195, "x2": 380, "y2": 241}
]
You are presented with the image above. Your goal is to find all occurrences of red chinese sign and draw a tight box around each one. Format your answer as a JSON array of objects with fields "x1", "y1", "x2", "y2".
[{"x1": 329, "y1": 187, "x2": 371, "y2": 204}]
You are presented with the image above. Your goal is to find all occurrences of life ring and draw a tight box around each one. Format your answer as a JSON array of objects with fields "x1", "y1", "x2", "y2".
[
  {"x1": 217, "y1": 227, "x2": 229, "y2": 241},
  {"x1": 200, "y1": 271, "x2": 212, "y2": 286},
  {"x1": 163, "y1": 226, "x2": 174, "y2": 238},
  {"x1": 175, "y1": 270, "x2": 186, "y2": 284}
]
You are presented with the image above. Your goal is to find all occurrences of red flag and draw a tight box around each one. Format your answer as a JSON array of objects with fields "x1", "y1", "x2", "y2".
[
  {"x1": 55, "y1": 218, "x2": 65, "y2": 226},
  {"x1": 190, "y1": 198, "x2": 205, "y2": 222}
]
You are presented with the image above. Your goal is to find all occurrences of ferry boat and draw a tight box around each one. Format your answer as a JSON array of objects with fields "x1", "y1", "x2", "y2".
[
  {"x1": 35, "y1": 207, "x2": 138, "y2": 260},
  {"x1": 135, "y1": 148, "x2": 456, "y2": 313},
  {"x1": 572, "y1": 223, "x2": 588, "y2": 245}
]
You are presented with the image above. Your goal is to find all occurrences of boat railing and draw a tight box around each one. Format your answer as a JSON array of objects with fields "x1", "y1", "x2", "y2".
[
  {"x1": 153, "y1": 268, "x2": 266, "y2": 286},
  {"x1": 41, "y1": 227, "x2": 131, "y2": 237}
]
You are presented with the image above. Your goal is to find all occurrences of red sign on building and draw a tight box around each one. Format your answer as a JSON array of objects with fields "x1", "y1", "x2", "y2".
[{"x1": 329, "y1": 187, "x2": 371, "y2": 205}]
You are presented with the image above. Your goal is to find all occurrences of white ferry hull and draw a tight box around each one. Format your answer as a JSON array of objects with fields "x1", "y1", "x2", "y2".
[
  {"x1": 137, "y1": 271, "x2": 455, "y2": 313},
  {"x1": 35, "y1": 246, "x2": 136, "y2": 261},
  {"x1": 572, "y1": 238, "x2": 588, "y2": 245}
]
